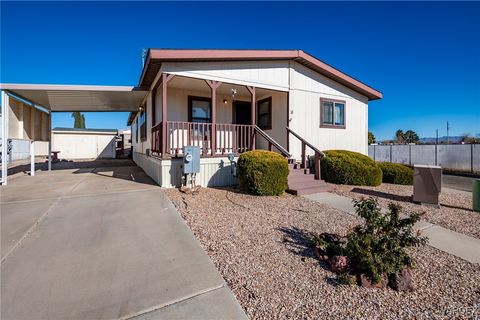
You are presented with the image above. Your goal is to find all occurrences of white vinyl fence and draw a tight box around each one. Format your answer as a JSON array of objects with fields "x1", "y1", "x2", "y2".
[{"x1": 368, "y1": 144, "x2": 479, "y2": 172}]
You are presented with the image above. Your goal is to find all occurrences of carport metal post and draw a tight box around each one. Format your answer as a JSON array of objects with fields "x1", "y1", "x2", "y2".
[
  {"x1": 1, "y1": 90, "x2": 9, "y2": 185},
  {"x1": 48, "y1": 112, "x2": 52, "y2": 171},
  {"x1": 30, "y1": 140, "x2": 35, "y2": 176},
  {"x1": 48, "y1": 140, "x2": 52, "y2": 171}
]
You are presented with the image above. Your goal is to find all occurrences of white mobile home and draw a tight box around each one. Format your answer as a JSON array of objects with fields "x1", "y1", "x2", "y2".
[
  {"x1": 128, "y1": 49, "x2": 382, "y2": 190},
  {"x1": 1, "y1": 49, "x2": 382, "y2": 193}
]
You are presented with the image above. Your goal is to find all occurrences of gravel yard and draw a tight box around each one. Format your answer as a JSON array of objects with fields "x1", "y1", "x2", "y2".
[
  {"x1": 332, "y1": 184, "x2": 480, "y2": 239},
  {"x1": 166, "y1": 187, "x2": 479, "y2": 320}
]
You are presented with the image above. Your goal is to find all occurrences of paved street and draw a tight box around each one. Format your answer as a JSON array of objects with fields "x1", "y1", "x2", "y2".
[{"x1": 443, "y1": 174, "x2": 476, "y2": 192}]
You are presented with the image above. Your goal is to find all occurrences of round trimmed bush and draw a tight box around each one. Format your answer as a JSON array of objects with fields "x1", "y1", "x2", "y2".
[
  {"x1": 320, "y1": 150, "x2": 382, "y2": 186},
  {"x1": 378, "y1": 162, "x2": 413, "y2": 185},
  {"x1": 237, "y1": 150, "x2": 289, "y2": 196}
]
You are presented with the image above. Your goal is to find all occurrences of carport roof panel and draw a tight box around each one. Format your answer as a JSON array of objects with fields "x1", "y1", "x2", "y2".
[{"x1": 0, "y1": 84, "x2": 148, "y2": 112}]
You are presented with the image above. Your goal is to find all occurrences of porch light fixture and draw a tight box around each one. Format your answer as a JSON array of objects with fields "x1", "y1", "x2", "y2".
[
  {"x1": 223, "y1": 99, "x2": 228, "y2": 104},
  {"x1": 138, "y1": 106, "x2": 144, "y2": 111},
  {"x1": 231, "y1": 89, "x2": 237, "y2": 100}
]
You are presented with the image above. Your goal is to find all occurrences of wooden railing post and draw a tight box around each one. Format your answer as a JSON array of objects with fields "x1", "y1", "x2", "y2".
[
  {"x1": 314, "y1": 152, "x2": 321, "y2": 180},
  {"x1": 301, "y1": 141, "x2": 306, "y2": 169}
]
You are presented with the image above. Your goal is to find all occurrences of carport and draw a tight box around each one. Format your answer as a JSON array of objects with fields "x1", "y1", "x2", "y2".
[{"x1": 1, "y1": 84, "x2": 148, "y2": 185}]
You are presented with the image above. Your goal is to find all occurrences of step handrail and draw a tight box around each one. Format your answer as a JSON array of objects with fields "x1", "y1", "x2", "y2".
[
  {"x1": 254, "y1": 125, "x2": 291, "y2": 158},
  {"x1": 286, "y1": 127, "x2": 325, "y2": 180},
  {"x1": 286, "y1": 127, "x2": 325, "y2": 158}
]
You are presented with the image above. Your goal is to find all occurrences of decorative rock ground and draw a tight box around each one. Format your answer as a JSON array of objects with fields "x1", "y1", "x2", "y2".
[
  {"x1": 166, "y1": 188, "x2": 480, "y2": 319},
  {"x1": 388, "y1": 268, "x2": 414, "y2": 291},
  {"x1": 357, "y1": 273, "x2": 389, "y2": 289}
]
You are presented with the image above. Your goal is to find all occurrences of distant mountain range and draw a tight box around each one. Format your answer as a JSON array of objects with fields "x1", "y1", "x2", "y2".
[
  {"x1": 378, "y1": 136, "x2": 466, "y2": 144},
  {"x1": 419, "y1": 136, "x2": 464, "y2": 144}
]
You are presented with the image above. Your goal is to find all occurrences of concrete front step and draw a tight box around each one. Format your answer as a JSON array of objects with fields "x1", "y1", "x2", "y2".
[
  {"x1": 287, "y1": 165, "x2": 332, "y2": 195},
  {"x1": 288, "y1": 173, "x2": 316, "y2": 181},
  {"x1": 288, "y1": 179, "x2": 329, "y2": 189},
  {"x1": 287, "y1": 184, "x2": 333, "y2": 195},
  {"x1": 288, "y1": 169, "x2": 312, "y2": 177}
]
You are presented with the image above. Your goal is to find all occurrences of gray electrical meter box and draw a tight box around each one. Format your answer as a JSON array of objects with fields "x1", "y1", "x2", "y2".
[
  {"x1": 183, "y1": 146, "x2": 200, "y2": 174},
  {"x1": 413, "y1": 164, "x2": 442, "y2": 206}
]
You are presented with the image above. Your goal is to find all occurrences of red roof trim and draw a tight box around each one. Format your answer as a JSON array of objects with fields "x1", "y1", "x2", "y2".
[
  {"x1": 149, "y1": 49, "x2": 299, "y2": 60},
  {"x1": 139, "y1": 49, "x2": 382, "y2": 100}
]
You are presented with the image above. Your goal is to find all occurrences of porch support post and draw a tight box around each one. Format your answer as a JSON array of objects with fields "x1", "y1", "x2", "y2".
[
  {"x1": 161, "y1": 73, "x2": 175, "y2": 158},
  {"x1": 151, "y1": 87, "x2": 156, "y2": 127},
  {"x1": 205, "y1": 80, "x2": 222, "y2": 156},
  {"x1": 246, "y1": 86, "x2": 256, "y2": 150},
  {"x1": 1, "y1": 91, "x2": 9, "y2": 185}
]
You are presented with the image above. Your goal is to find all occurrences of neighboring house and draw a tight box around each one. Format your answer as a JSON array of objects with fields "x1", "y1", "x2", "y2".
[
  {"x1": 51, "y1": 127, "x2": 118, "y2": 159},
  {"x1": 118, "y1": 128, "x2": 132, "y2": 157},
  {"x1": 128, "y1": 49, "x2": 382, "y2": 188}
]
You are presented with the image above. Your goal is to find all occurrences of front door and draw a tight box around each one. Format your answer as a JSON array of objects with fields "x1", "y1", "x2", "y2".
[{"x1": 233, "y1": 101, "x2": 252, "y2": 152}]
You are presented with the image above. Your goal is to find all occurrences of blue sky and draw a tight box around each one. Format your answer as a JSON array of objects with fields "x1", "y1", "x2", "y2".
[{"x1": 1, "y1": 1, "x2": 479, "y2": 140}]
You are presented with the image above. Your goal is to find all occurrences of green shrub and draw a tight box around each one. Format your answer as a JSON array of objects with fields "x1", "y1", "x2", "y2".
[
  {"x1": 345, "y1": 198, "x2": 427, "y2": 284},
  {"x1": 337, "y1": 273, "x2": 357, "y2": 285},
  {"x1": 378, "y1": 162, "x2": 413, "y2": 185},
  {"x1": 237, "y1": 150, "x2": 289, "y2": 196},
  {"x1": 320, "y1": 150, "x2": 382, "y2": 186}
]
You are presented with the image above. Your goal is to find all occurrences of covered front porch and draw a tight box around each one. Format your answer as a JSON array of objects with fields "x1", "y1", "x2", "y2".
[{"x1": 141, "y1": 73, "x2": 289, "y2": 158}]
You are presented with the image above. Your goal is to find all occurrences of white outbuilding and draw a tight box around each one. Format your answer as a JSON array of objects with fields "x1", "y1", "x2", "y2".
[{"x1": 51, "y1": 127, "x2": 118, "y2": 160}]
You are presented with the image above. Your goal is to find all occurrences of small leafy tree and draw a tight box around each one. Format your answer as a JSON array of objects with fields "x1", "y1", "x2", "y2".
[
  {"x1": 461, "y1": 133, "x2": 480, "y2": 144},
  {"x1": 404, "y1": 130, "x2": 419, "y2": 144},
  {"x1": 72, "y1": 112, "x2": 86, "y2": 129},
  {"x1": 395, "y1": 130, "x2": 405, "y2": 144},
  {"x1": 345, "y1": 198, "x2": 427, "y2": 283},
  {"x1": 368, "y1": 132, "x2": 376, "y2": 145}
]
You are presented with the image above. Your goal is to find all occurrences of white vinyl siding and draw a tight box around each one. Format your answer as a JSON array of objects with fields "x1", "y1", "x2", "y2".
[
  {"x1": 288, "y1": 61, "x2": 369, "y2": 158},
  {"x1": 160, "y1": 61, "x2": 290, "y2": 92}
]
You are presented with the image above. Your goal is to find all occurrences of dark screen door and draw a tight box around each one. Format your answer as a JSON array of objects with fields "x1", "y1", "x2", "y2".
[
  {"x1": 233, "y1": 101, "x2": 251, "y2": 125},
  {"x1": 233, "y1": 101, "x2": 252, "y2": 151}
]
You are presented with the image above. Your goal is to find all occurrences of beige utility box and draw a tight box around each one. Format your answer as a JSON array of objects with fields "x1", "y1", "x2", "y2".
[{"x1": 413, "y1": 165, "x2": 442, "y2": 206}]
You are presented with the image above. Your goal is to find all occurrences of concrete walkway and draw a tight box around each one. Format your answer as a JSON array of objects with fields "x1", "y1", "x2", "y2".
[
  {"x1": 305, "y1": 192, "x2": 480, "y2": 264},
  {"x1": 1, "y1": 165, "x2": 246, "y2": 320}
]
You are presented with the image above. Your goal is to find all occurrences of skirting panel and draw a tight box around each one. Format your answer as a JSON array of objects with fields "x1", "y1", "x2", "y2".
[{"x1": 133, "y1": 152, "x2": 239, "y2": 188}]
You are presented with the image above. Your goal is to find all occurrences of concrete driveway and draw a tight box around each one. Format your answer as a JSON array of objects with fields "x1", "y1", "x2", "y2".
[{"x1": 1, "y1": 164, "x2": 246, "y2": 320}]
